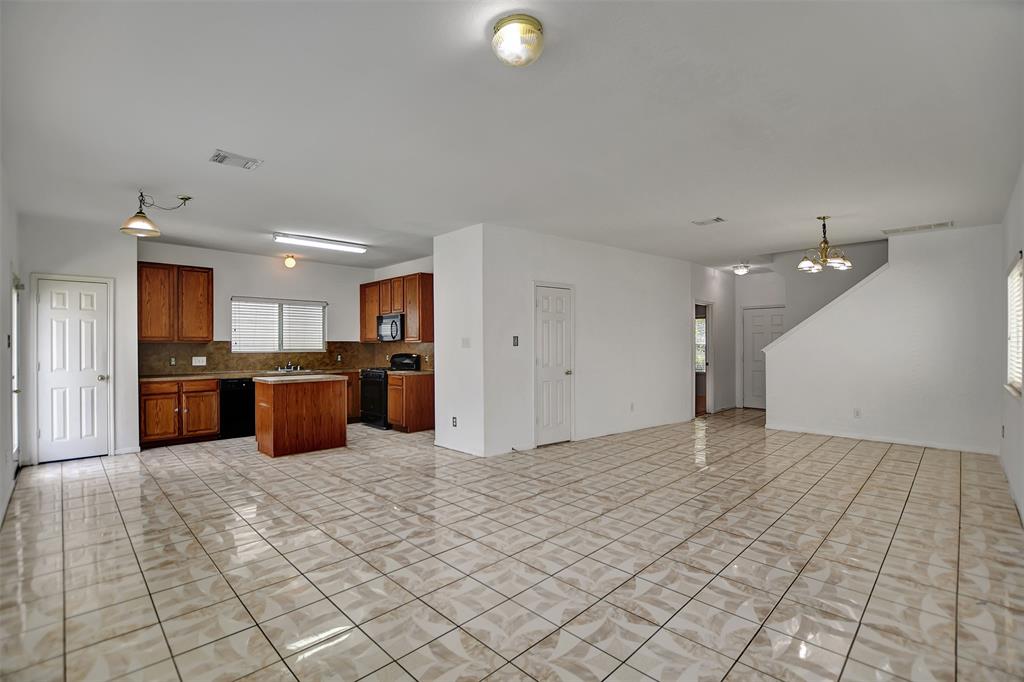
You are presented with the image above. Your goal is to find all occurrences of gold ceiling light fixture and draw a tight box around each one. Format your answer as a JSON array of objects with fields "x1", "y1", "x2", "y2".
[
  {"x1": 491, "y1": 14, "x2": 544, "y2": 67},
  {"x1": 283, "y1": 255, "x2": 297, "y2": 269},
  {"x1": 120, "y1": 189, "x2": 191, "y2": 238},
  {"x1": 797, "y1": 216, "x2": 853, "y2": 273}
]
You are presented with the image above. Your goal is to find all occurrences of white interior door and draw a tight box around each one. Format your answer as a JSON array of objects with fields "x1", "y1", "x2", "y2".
[
  {"x1": 743, "y1": 307, "x2": 785, "y2": 409},
  {"x1": 37, "y1": 279, "x2": 110, "y2": 462},
  {"x1": 535, "y1": 285, "x2": 573, "y2": 446}
]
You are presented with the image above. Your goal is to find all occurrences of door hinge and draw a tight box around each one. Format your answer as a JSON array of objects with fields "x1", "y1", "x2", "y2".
[{"x1": 36, "y1": 429, "x2": 41, "y2": 439}]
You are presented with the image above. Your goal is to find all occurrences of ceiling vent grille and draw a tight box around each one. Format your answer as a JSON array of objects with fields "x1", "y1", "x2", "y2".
[
  {"x1": 209, "y1": 149, "x2": 264, "y2": 170},
  {"x1": 881, "y1": 220, "x2": 954, "y2": 236},
  {"x1": 691, "y1": 217, "x2": 726, "y2": 226}
]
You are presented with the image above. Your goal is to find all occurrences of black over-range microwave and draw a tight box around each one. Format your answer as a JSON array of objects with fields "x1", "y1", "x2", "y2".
[{"x1": 378, "y1": 313, "x2": 404, "y2": 342}]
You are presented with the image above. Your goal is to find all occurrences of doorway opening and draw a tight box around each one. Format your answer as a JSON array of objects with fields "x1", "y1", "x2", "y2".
[
  {"x1": 695, "y1": 304, "x2": 709, "y2": 416},
  {"x1": 11, "y1": 279, "x2": 20, "y2": 468},
  {"x1": 534, "y1": 284, "x2": 573, "y2": 447}
]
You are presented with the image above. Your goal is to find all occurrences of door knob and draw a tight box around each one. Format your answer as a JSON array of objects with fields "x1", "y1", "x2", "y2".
[
  {"x1": 97, "y1": 374, "x2": 108, "y2": 382},
  {"x1": 565, "y1": 369, "x2": 573, "y2": 375}
]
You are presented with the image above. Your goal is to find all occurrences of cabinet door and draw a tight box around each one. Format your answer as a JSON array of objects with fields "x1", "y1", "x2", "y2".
[
  {"x1": 391, "y1": 277, "x2": 404, "y2": 313},
  {"x1": 387, "y1": 381, "x2": 404, "y2": 427},
  {"x1": 346, "y1": 373, "x2": 360, "y2": 421},
  {"x1": 177, "y1": 267, "x2": 214, "y2": 342},
  {"x1": 360, "y1": 283, "x2": 380, "y2": 342},
  {"x1": 138, "y1": 263, "x2": 177, "y2": 342},
  {"x1": 181, "y1": 390, "x2": 220, "y2": 437},
  {"x1": 403, "y1": 274, "x2": 420, "y2": 342},
  {"x1": 140, "y1": 392, "x2": 180, "y2": 442},
  {"x1": 379, "y1": 279, "x2": 393, "y2": 315}
]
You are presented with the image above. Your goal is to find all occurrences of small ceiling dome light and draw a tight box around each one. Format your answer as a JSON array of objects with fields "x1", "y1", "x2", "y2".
[
  {"x1": 492, "y1": 14, "x2": 544, "y2": 67},
  {"x1": 283, "y1": 255, "x2": 297, "y2": 269},
  {"x1": 733, "y1": 264, "x2": 750, "y2": 276},
  {"x1": 120, "y1": 189, "x2": 191, "y2": 238}
]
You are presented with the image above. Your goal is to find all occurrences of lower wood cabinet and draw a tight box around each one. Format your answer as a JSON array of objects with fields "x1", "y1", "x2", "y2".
[
  {"x1": 342, "y1": 371, "x2": 360, "y2": 423},
  {"x1": 140, "y1": 379, "x2": 220, "y2": 445},
  {"x1": 386, "y1": 374, "x2": 434, "y2": 433}
]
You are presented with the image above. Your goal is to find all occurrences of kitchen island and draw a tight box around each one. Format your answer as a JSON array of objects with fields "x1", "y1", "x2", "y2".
[{"x1": 255, "y1": 374, "x2": 347, "y2": 457}]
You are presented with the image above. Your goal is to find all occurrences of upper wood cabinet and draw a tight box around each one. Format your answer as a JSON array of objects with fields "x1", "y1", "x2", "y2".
[
  {"x1": 358, "y1": 273, "x2": 433, "y2": 343},
  {"x1": 360, "y1": 282, "x2": 381, "y2": 342},
  {"x1": 177, "y1": 267, "x2": 214, "y2": 342},
  {"x1": 138, "y1": 262, "x2": 214, "y2": 343},
  {"x1": 138, "y1": 263, "x2": 177, "y2": 342}
]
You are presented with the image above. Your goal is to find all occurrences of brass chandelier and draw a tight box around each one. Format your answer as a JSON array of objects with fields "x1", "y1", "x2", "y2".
[{"x1": 797, "y1": 216, "x2": 852, "y2": 273}]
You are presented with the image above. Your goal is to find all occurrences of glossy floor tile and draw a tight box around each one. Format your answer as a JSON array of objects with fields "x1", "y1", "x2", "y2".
[{"x1": 1, "y1": 411, "x2": 1022, "y2": 680}]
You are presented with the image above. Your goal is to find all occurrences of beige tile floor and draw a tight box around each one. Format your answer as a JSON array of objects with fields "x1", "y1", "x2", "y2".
[{"x1": 1, "y1": 409, "x2": 1022, "y2": 681}]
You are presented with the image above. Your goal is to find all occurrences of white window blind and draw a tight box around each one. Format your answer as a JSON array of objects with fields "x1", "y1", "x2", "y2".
[
  {"x1": 1009, "y1": 257, "x2": 1023, "y2": 393},
  {"x1": 231, "y1": 297, "x2": 326, "y2": 352}
]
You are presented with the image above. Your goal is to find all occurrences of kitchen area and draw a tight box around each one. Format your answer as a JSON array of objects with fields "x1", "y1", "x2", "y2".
[{"x1": 137, "y1": 259, "x2": 435, "y2": 455}]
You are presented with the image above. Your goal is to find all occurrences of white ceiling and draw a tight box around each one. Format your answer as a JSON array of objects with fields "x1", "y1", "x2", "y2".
[{"x1": 3, "y1": 1, "x2": 1022, "y2": 268}]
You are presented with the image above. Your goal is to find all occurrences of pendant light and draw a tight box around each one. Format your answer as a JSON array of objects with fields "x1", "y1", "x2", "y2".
[
  {"x1": 120, "y1": 190, "x2": 191, "y2": 238},
  {"x1": 797, "y1": 216, "x2": 853, "y2": 273},
  {"x1": 491, "y1": 14, "x2": 544, "y2": 67}
]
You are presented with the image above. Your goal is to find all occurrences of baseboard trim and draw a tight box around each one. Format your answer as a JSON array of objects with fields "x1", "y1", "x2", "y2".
[
  {"x1": 766, "y1": 421, "x2": 998, "y2": 455},
  {"x1": 114, "y1": 447, "x2": 142, "y2": 456}
]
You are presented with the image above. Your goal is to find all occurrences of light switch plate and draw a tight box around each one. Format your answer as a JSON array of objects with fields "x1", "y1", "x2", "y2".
[{"x1": 192, "y1": 356, "x2": 207, "y2": 366}]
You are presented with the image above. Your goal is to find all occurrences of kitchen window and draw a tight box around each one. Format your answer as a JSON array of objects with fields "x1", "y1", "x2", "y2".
[
  {"x1": 231, "y1": 296, "x2": 327, "y2": 352},
  {"x1": 1008, "y1": 255, "x2": 1023, "y2": 396}
]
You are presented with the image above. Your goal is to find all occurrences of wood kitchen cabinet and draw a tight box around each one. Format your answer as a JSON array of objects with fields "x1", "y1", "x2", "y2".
[
  {"x1": 358, "y1": 273, "x2": 433, "y2": 343},
  {"x1": 343, "y1": 371, "x2": 360, "y2": 422},
  {"x1": 138, "y1": 262, "x2": 214, "y2": 343},
  {"x1": 140, "y1": 379, "x2": 220, "y2": 445},
  {"x1": 386, "y1": 374, "x2": 434, "y2": 433},
  {"x1": 360, "y1": 282, "x2": 380, "y2": 342}
]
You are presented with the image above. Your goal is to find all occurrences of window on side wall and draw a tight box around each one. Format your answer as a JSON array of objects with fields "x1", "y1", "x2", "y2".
[{"x1": 1008, "y1": 256, "x2": 1023, "y2": 396}]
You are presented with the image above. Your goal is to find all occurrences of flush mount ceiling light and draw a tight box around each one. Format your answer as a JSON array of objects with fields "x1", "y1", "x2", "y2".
[
  {"x1": 272, "y1": 232, "x2": 367, "y2": 254},
  {"x1": 797, "y1": 216, "x2": 853, "y2": 273},
  {"x1": 733, "y1": 264, "x2": 750, "y2": 276},
  {"x1": 120, "y1": 189, "x2": 191, "y2": 238},
  {"x1": 492, "y1": 14, "x2": 544, "y2": 67},
  {"x1": 283, "y1": 255, "x2": 297, "y2": 269}
]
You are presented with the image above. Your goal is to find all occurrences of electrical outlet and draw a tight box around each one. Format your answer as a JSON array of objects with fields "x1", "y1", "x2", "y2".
[
  {"x1": 191, "y1": 356, "x2": 207, "y2": 367},
  {"x1": 461, "y1": 337, "x2": 471, "y2": 348},
  {"x1": 630, "y1": 402, "x2": 635, "y2": 412},
  {"x1": 169, "y1": 357, "x2": 176, "y2": 366},
  {"x1": 853, "y1": 408, "x2": 861, "y2": 418},
  {"x1": 513, "y1": 335, "x2": 519, "y2": 347},
  {"x1": 452, "y1": 417, "x2": 457, "y2": 427},
  {"x1": 336, "y1": 354, "x2": 342, "y2": 362}
]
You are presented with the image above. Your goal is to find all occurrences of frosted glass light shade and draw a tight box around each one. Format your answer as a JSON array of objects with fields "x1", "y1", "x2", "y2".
[
  {"x1": 492, "y1": 14, "x2": 544, "y2": 67},
  {"x1": 120, "y1": 210, "x2": 160, "y2": 237}
]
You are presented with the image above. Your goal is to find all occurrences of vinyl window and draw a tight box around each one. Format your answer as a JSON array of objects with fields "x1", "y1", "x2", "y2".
[
  {"x1": 1009, "y1": 257, "x2": 1023, "y2": 395},
  {"x1": 231, "y1": 296, "x2": 327, "y2": 352}
]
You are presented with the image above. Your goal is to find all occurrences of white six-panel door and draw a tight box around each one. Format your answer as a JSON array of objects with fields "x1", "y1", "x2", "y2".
[
  {"x1": 743, "y1": 307, "x2": 785, "y2": 409},
  {"x1": 37, "y1": 278, "x2": 110, "y2": 462},
  {"x1": 535, "y1": 285, "x2": 573, "y2": 446}
]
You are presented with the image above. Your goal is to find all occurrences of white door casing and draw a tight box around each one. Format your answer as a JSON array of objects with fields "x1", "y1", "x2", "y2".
[
  {"x1": 535, "y1": 285, "x2": 573, "y2": 446},
  {"x1": 743, "y1": 307, "x2": 785, "y2": 409},
  {"x1": 36, "y1": 278, "x2": 111, "y2": 462}
]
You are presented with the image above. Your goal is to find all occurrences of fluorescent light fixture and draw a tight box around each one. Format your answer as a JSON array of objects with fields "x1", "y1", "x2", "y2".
[{"x1": 272, "y1": 232, "x2": 367, "y2": 254}]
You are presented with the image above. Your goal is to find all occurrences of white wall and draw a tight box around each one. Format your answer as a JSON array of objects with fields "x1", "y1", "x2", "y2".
[
  {"x1": 373, "y1": 255, "x2": 432, "y2": 281},
  {"x1": 138, "y1": 242, "x2": 373, "y2": 341},
  {"x1": 765, "y1": 224, "x2": 1004, "y2": 454},
  {"x1": 733, "y1": 242, "x2": 888, "y2": 407},
  {"x1": 0, "y1": 186, "x2": 18, "y2": 516},
  {"x1": 477, "y1": 225, "x2": 693, "y2": 455},
  {"x1": 691, "y1": 264, "x2": 736, "y2": 412},
  {"x1": 433, "y1": 225, "x2": 485, "y2": 455},
  {"x1": 19, "y1": 213, "x2": 141, "y2": 457},
  {"x1": 1001, "y1": 162, "x2": 1024, "y2": 512}
]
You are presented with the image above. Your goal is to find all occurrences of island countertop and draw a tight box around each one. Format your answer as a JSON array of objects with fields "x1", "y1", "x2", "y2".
[{"x1": 253, "y1": 374, "x2": 348, "y2": 384}]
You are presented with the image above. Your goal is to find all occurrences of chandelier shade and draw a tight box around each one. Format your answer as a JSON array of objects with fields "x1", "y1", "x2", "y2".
[{"x1": 796, "y1": 217, "x2": 852, "y2": 274}]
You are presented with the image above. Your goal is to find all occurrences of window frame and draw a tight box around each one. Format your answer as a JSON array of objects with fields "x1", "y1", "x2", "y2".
[
  {"x1": 230, "y1": 296, "x2": 327, "y2": 353},
  {"x1": 1007, "y1": 255, "x2": 1023, "y2": 398},
  {"x1": 695, "y1": 317, "x2": 707, "y2": 374}
]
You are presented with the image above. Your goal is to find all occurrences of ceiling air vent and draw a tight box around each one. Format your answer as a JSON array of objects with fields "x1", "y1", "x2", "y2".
[
  {"x1": 208, "y1": 149, "x2": 264, "y2": 170},
  {"x1": 691, "y1": 217, "x2": 726, "y2": 226},
  {"x1": 881, "y1": 220, "x2": 954, "y2": 236}
]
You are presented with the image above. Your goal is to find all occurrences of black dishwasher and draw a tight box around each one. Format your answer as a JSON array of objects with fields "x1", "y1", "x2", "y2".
[{"x1": 219, "y1": 379, "x2": 255, "y2": 439}]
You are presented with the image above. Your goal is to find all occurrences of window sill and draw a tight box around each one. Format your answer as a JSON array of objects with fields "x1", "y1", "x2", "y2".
[{"x1": 1006, "y1": 384, "x2": 1022, "y2": 399}]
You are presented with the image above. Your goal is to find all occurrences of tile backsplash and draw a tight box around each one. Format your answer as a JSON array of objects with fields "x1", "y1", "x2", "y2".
[{"x1": 138, "y1": 341, "x2": 434, "y2": 376}]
